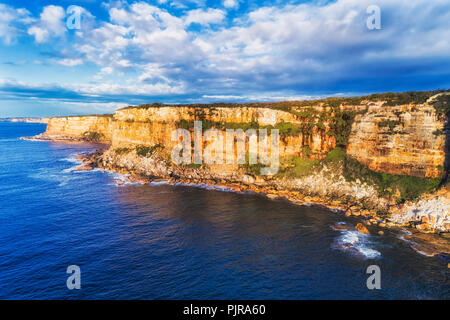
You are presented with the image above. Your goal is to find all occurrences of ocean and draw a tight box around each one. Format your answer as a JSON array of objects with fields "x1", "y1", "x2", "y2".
[{"x1": 0, "y1": 122, "x2": 448, "y2": 299}]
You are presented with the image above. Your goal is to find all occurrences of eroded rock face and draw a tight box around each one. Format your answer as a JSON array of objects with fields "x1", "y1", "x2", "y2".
[
  {"x1": 44, "y1": 115, "x2": 113, "y2": 142},
  {"x1": 42, "y1": 100, "x2": 447, "y2": 179},
  {"x1": 347, "y1": 102, "x2": 446, "y2": 178},
  {"x1": 404, "y1": 231, "x2": 450, "y2": 257},
  {"x1": 391, "y1": 187, "x2": 450, "y2": 232},
  {"x1": 44, "y1": 106, "x2": 338, "y2": 157}
]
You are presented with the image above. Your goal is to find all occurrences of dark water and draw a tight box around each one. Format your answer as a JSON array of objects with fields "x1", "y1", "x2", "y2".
[{"x1": 0, "y1": 122, "x2": 448, "y2": 299}]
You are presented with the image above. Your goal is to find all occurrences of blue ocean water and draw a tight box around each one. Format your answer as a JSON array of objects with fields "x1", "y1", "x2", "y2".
[{"x1": 0, "y1": 122, "x2": 448, "y2": 299}]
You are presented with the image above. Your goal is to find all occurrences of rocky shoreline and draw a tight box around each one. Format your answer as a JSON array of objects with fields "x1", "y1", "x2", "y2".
[
  {"x1": 71, "y1": 146, "x2": 450, "y2": 260},
  {"x1": 25, "y1": 132, "x2": 450, "y2": 260}
]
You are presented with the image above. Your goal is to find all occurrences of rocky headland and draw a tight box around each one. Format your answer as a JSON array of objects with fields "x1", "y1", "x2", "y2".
[{"x1": 27, "y1": 90, "x2": 450, "y2": 257}]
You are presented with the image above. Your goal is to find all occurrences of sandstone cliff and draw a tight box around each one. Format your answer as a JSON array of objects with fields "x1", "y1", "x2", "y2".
[
  {"x1": 347, "y1": 102, "x2": 446, "y2": 178},
  {"x1": 31, "y1": 90, "x2": 450, "y2": 250},
  {"x1": 42, "y1": 115, "x2": 113, "y2": 142},
  {"x1": 41, "y1": 94, "x2": 447, "y2": 179}
]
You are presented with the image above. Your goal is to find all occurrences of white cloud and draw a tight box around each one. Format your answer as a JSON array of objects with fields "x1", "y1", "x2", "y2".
[
  {"x1": 71, "y1": 0, "x2": 449, "y2": 97},
  {"x1": 28, "y1": 5, "x2": 66, "y2": 43},
  {"x1": 223, "y1": 0, "x2": 239, "y2": 9},
  {"x1": 71, "y1": 81, "x2": 186, "y2": 96},
  {"x1": 0, "y1": 77, "x2": 186, "y2": 100},
  {"x1": 61, "y1": 101, "x2": 129, "y2": 113},
  {"x1": 4, "y1": 0, "x2": 450, "y2": 106},
  {"x1": 184, "y1": 8, "x2": 226, "y2": 26},
  {"x1": 0, "y1": 4, "x2": 32, "y2": 45},
  {"x1": 202, "y1": 94, "x2": 325, "y2": 101},
  {"x1": 56, "y1": 58, "x2": 83, "y2": 67}
]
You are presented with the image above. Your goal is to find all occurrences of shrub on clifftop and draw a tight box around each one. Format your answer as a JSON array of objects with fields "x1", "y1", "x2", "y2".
[{"x1": 82, "y1": 131, "x2": 104, "y2": 142}]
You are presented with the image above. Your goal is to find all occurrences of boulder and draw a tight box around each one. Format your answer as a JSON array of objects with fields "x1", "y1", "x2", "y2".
[
  {"x1": 355, "y1": 223, "x2": 370, "y2": 235},
  {"x1": 416, "y1": 223, "x2": 431, "y2": 231},
  {"x1": 404, "y1": 232, "x2": 450, "y2": 257},
  {"x1": 242, "y1": 174, "x2": 256, "y2": 185}
]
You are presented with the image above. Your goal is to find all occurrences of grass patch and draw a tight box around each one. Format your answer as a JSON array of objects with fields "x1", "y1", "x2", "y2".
[
  {"x1": 378, "y1": 120, "x2": 402, "y2": 132},
  {"x1": 114, "y1": 147, "x2": 132, "y2": 155},
  {"x1": 277, "y1": 155, "x2": 320, "y2": 178},
  {"x1": 82, "y1": 131, "x2": 104, "y2": 142},
  {"x1": 187, "y1": 163, "x2": 203, "y2": 169},
  {"x1": 430, "y1": 93, "x2": 450, "y2": 116},
  {"x1": 343, "y1": 156, "x2": 441, "y2": 202},
  {"x1": 276, "y1": 146, "x2": 441, "y2": 201},
  {"x1": 135, "y1": 144, "x2": 164, "y2": 157}
]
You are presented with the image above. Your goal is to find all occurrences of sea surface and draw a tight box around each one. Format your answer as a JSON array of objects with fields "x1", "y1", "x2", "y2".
[{"x1": 0, "y1": 122, "x2": 448, "y2": 299}]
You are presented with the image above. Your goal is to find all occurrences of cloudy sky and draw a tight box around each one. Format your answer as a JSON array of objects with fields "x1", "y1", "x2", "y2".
[{"x1": 0, "y1": 0, "x2": 449, "y2": 116}]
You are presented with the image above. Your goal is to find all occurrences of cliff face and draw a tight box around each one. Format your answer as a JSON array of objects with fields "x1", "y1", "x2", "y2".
[
  {"x1": 347, "y1": 103, "x2": 446, "y2": 178},
  {"x1": 47, "y1": 107, "x2": 338, "y2": 157},
  {"x1": 45, "y1": 115, "x2": 113, "y2": 142},
  {"x1": 40, "y1": 99, "x2": 447, "y2": 178}
]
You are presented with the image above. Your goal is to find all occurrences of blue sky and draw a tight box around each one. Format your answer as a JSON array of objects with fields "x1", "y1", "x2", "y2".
[{"x1": 0, "y1": 0, "x2": 449, "y2": 116}]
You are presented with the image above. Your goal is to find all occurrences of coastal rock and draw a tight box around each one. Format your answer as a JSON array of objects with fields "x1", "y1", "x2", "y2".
[
  {"x1": 355, "y1": 223, "x2": 370, "y2": 235},
  {"x1": 416, "y1": 222, "x2": 431, "y2": 231},
  {"x1": 331, "y1": 223, "x2": 351, "y2": 231},
  {"x1": 35, "y1": 98, "x2": 449, "y2": 243},
  {"x1": 242, "y1": 174, "x2": 256, "y2": 185},
  {"x1": 440, "y1": 232, "x2": 450, "y2": 239},
  {"x1": 391, "y1": 189, "x2": 450, "y2": 232},
  {"x1": 404, "y1": 232, "x2": 450, "y2": 257}
]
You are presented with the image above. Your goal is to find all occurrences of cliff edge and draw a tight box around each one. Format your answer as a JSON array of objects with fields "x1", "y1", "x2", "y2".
[{"x1": 33, "y1": 90, "x2": 450, "y2": 241}]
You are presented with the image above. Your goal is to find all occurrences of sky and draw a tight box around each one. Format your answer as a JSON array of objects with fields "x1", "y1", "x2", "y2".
[{"x1": 0, "y1": 0, "x2": 449, "y2": 117}]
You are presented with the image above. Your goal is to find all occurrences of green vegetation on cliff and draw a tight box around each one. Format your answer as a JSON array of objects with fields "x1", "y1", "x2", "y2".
[
  {"x1": 175, "y1": 107, "x2": 366, "y2": 146},
  {"x1": 136, "y1": 144, "x2": 164, "y2": 157},
  {"x1": 274, "y1": 147, "x2": 441, "y2": 202},
  {"x1": 430, "y1": 93, "x2": 450, "y2": 116},
  {"x1": 82, "y1": 131, "x2": 104, "y2": 142},
  {"x1": 377, "y1": 120, "x2": 403, "y2": 133},
  {"x1": 342, "y1": 155, "x2": 441, "y2": 202},
  {"x1": 136, "y1": 89, "x2": 449, "y2": 151},
  {"x1": 124, "y1": 89, "x2": 450, "y2": 111},
  {"x1": 114, "y1": 147, "x2": 132, "y2": 155}
]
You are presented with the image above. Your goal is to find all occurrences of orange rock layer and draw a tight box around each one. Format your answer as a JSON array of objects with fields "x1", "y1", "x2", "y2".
[{"x1": 41, "y1": 102, "x2": 447, "y2": 178}]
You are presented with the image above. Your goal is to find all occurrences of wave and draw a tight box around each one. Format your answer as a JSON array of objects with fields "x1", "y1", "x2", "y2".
[
  {"x1": 149, "y1": 180, "x2": 171, "y2": 186},
  {"x1": 173, "y1": 181, "x2": 234, "y2": 192},
  {"x1": 332, "y1": 226, "x2": 381, "y2": 259},
  {"x1": 107, "y1": 172, "x2": 144, "y2": 186},
  {"x1": 60, "y1": 153, "x2": 84, "y2": 173},
  {"x1": 29, "y1": 168, "x2": 74, "y2": 187}
]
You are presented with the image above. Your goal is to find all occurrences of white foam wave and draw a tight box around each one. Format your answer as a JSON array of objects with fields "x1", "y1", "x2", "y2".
[
  {"x1": 29, "y1": 169, "x2": 73, "y2": 187},
  {"x1": 150, "y1": 180, "x2": 171, "y2": 186},
  {"x1": 61, "y1": 155, "x2": 81, "y2": 164},
  {"x1": 60, "y1": 154, "x2": 83, "y2": 173},
  {"x1": 174, "y1": 182, "x2": 234, "y2": 192},
  {"x1": 107, "y1": 172, "x2": 143, "y2": 186},
  {"x1": 333, "y1": 230, "x2": 381, "y2": 259}
]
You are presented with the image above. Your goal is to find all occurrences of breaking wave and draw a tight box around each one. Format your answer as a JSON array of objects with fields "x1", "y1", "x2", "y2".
[{"x1": 332, "y1": 225, "x2": 381, "y2": 259}]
